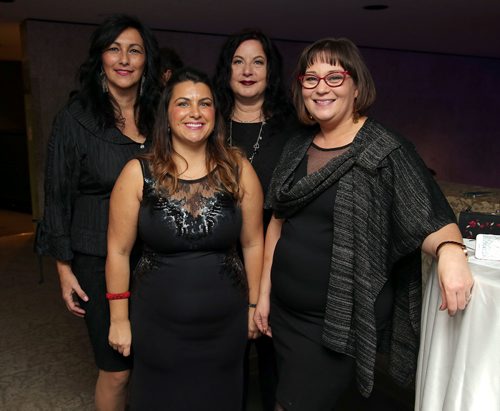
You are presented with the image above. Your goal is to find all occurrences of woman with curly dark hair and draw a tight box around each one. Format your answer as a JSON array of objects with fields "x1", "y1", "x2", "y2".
[
  {"x1": 213, "y1": 28, "x2": 297, "y2": 411},
  {"x1": 106, "y1": 67, "x2": 263, "y2": 410},
  {"x1": 36, "y1": 14, "x2": 160, "y2": 410}
]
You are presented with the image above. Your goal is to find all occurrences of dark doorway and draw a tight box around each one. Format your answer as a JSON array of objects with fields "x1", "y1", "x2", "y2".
[{"x1": 0, "y1": 60, "x2": 31, "y2": 213}]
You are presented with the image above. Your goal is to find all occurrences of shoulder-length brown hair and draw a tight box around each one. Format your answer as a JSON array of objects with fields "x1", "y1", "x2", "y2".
[
  {"x1": 144, "y1": 67, "x2": 242, "y2": 199},
  {"x1": 291, "y1": 38, "x2": 376, "y2": 125}
]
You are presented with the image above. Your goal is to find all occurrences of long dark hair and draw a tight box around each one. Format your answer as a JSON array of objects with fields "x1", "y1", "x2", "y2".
[
  {"x1": 145, "y1": 67, "x2": 242, "y2": 198},
  {"x1": 76, "y1": 14, "x2": 161, "y2": 136},
  {"x1": 213, "y1": 29, "x2": 293, "y2": 125}
]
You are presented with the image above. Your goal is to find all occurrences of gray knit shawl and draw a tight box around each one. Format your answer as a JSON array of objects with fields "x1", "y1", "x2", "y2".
[{"x1": 267, "y1": 118, "x2": 455, "y2": 397}]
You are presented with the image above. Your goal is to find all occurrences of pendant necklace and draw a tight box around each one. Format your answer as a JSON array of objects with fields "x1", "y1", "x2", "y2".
[{"x1": 228, "y1": 120, "x2": 266, "y2": 164}]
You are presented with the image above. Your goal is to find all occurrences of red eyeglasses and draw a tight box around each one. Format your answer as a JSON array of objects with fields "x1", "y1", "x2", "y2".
[{"x1": 298, "y1": 71, "x2": 350, "y2": 89}]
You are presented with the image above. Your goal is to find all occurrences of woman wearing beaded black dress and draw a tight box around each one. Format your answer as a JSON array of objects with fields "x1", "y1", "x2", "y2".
[
  {"x1": 254, "y1": 38, "x2": 474, "y2": 410},
  {"x1": 35, "y1": 15, "x2": 160, "y2": 410},
  {"x1": 106, "y1": 67, "x2": 263, "y2": 410},
  {"x1": 213, "y1": 29, "x2": 297, "y2": 411}
]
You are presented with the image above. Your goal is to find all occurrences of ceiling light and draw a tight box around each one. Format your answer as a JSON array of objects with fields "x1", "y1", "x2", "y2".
[{"x1": 363, "y1": 5, "x2": 389, "y2": 10}]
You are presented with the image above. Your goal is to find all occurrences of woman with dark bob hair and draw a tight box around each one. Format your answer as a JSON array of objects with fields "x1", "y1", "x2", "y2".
[
  {"x1": 36, "y1": 14, "x2": 160, "y2": 410},
  {"x1": 106, "y1": 67, "x2": 263, "y2": 410},
  {"x1": 254, "y1": 38, "x2": 473, "y2": 410},
  {"x1": 213, "y1": 29, "x2": 297, "y2": 411}
]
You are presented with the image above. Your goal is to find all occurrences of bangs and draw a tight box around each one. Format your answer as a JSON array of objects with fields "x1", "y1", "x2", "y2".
[{"x1": 305, "y1": 49, "x2": 341, "y2": 70}]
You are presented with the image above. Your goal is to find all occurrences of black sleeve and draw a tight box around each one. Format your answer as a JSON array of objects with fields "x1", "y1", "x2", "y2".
[
  {"x1": 389, "y1": 141, "x2": 456, "y2": 259},
  {"x1": 35, "y1": 108, "x2": 81, "y2": 261}
]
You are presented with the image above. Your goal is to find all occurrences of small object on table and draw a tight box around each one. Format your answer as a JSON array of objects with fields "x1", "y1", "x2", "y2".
[{"x1": 475, "y1": 234, "x2": 500, "y2": 261}]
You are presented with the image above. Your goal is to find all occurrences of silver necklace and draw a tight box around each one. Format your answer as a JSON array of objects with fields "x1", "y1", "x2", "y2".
[
  {"x1": 232, "y1": 112, "x2": 263, "y2": 123},
  {"x1": 229, "y1": 120, "x2": 266, "y2": 164}
]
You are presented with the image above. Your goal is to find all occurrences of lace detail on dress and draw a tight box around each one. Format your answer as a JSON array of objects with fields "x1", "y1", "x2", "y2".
[
  {"x1": 219, "y1": 246, "x2": 247, "y2": 295},
  {"x1": 132, "y1": 249, "x2": 159, "y2": 284},
  {"x1": 148, "y1": 178, "x2": 236, "y2": 243}
]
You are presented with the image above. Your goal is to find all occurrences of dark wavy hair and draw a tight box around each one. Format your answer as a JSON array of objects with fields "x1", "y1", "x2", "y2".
[
  {"x1": 159, "y1": 47, "x2": 184, "y2": 73},
  {"x1": 292, "y1": 38, "x2": 376, "y2": 125},
  {"x1": 76, "y1": 14, "x2": 161, "y2": 136},
  {"x1": 213, "y1": 29, "x2": 294, "y2": 125},
  {"x1": 145, "y1": 67, "x2": 242, "y2": 199}
]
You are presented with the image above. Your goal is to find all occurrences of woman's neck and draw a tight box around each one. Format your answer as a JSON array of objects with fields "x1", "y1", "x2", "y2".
[
  {"x1": 172, "y1": 141, "x2": 208, "y2": 179},
  {"x1": 108, "y1": 87, "x2": 144, "y2": 142},
  {"x1": 109, "y1": 86, "x2": 138, "y2": 112},
  {"x1": 315, "y1": 116, "x2": 366, "y2": 149},
  {"x1": 232, "y1": 99, "x2": 264, "y2": 123}
]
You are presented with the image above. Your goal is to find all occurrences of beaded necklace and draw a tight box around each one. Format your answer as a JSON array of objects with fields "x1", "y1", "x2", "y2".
[{"x1": 228, "y1": 120, "x2": 266, "y2": 164}]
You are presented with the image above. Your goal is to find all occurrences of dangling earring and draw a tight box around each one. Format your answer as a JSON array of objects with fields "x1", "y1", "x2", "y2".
[
  {"x1": 305, "y1": 109, "x2": 315, "y2": 122},
  {"x1": 352, "y1": 99, "x2": 359, "y2": 123},
  {"x1": 352, "y1": 110, "x2": 360, "y2": 124},
  {"x1": 139, "y1": 74, "x2": 145, "y2": 97},
  {"x1": 100, "y1": 68, "x2": 108, "y2": 93}
]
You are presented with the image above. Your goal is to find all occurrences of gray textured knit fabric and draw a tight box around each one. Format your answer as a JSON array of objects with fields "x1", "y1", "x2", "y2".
[{"x1": 267, "y1": 118, "x2": 455, "y2": 397}]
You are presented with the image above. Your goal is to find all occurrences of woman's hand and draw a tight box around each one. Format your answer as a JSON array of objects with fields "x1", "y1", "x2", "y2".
[
  {"x1": 436, "y1": 245, "x2": 474, "y2": 316},
  {"x1": 248, "y1": 307, "x2": 260, "y2": 339},
  {"x1": 422, "y1": 224, "x2": 475, "y2": 316},
  {"x1": 254, "y1": 295, "x2": 272, "y2": 337},
  {"x1": 56, "y1": 260, "x2": 88, "y2": 317},
  {"x1": 108, "y1": 319, "x2": 132, "y2": 357}
]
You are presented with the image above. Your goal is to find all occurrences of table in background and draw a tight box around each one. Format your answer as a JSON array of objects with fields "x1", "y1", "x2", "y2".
[{"x1": 415, "y1": 240, "x2": 500, "y2": 410}]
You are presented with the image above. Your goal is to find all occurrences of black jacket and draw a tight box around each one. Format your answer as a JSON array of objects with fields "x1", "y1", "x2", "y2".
[{"x1": 36, "y1": 97, "x2": 149, "y2": 261}]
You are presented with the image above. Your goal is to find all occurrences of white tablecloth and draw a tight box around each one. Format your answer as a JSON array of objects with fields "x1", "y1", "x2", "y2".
[{"x1": 415, "y1": 240, "x2": 500, "y2": 410}]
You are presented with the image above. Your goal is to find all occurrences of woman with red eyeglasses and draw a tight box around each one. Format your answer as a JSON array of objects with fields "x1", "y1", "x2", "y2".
[{"x1": 254, "y1": 38, "x2": 473, "y2": 410}]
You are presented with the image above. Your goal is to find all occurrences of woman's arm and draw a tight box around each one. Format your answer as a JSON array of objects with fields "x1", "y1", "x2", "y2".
[
  {"x1": 254, "y1": 214, "x2": 284, "y2": 337},
  {"x1": 56, "y1": 260, "x2": 88, "y2": 317},
  {"x1": 386, "y1": 138, "x2": 473, "y2": 316},
  {"x1": 239, "y1": 158, "x2": 264, "y2": 339},
  {"x1": 39, "y1": 109, "x2": 88, "y2": 315},
  {"x1": 422, "y1": 223, "x2": 474, "y2": 316},
  {"x1": 106, "y1": 159, "x2": 143, "y2": 357}
]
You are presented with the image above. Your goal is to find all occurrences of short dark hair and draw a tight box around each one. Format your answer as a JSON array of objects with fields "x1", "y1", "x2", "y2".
[
  {"x1": 76, "y1": 14, "x2": 161, "y2": 136},
  {"x1": 146, "y1": 67, "x2": 242, "y2": 198},
  {"x1": 291, "y1": 38, "x2": 376, "y2": 125},
  {"x1": 213, "y1": 29, "x2": 293, "y2": 123},
  {"x1": 159, "y1": 47, "x2": 184, "y2": 73}
]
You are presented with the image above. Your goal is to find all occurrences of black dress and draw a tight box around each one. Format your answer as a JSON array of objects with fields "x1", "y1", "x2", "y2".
[
  {"x1": 36, "y1": 97, "x2": 147, "y2": 371},
  {"x1": 229, "y1": 116, "x2": 296, "y2": 228},
  {"x1": 271, "y1": 144, "x2": 356, "y2": 410},
  {"x1": 129, "y1": 160, "x2": 248, "y2": 411},
  {"x1": 271, "y1": 143, "x2": 395, "y2": 410},
  {"x1": 228, "y1": 117, "x2": 295, "y2": 411}
]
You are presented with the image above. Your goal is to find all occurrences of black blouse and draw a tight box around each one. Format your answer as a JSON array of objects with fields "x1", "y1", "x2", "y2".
[
  {"x1": 35, "y1": 97, "x2": 149, "y2": 261},
  {"x1": 228, "y1": 114, "x2": 298, "y2": 227}
]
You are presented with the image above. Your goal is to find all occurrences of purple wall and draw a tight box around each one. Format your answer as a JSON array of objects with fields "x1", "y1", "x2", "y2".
[
  {"x1": 363, "y1": 48, "x2": 500, "y2": 188},
  {"x1": 22, "y1": 20, "x2": 500, "y2": 217}
]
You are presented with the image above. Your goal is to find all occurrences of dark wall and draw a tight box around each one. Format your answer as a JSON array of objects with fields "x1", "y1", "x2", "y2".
[
  {"x1": 364, "y1": 49, "x2": 500, "y2": 187},
  {"x1": 22, "y1": 20, "x2": 500, "y2": 218},
  {"x1": 0, "y1": 61, "x2": 31, "y2": 212}
]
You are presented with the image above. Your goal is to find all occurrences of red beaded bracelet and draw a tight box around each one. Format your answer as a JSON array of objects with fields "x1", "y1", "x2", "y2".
[{"x1": 106, "y1": 291, "x2": 131, "y2": 300}]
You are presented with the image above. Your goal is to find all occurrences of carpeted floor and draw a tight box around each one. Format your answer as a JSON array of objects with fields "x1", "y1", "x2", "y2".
[
  {"x1": 0, "y1": 231, "x2": 96, "y2": 410},
  {"x1": 0, "y1": 212, "x2": 262, "y2": 411},
  {"x1": 0, "y1": 210, "x2": 414, "y2": 410}
]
